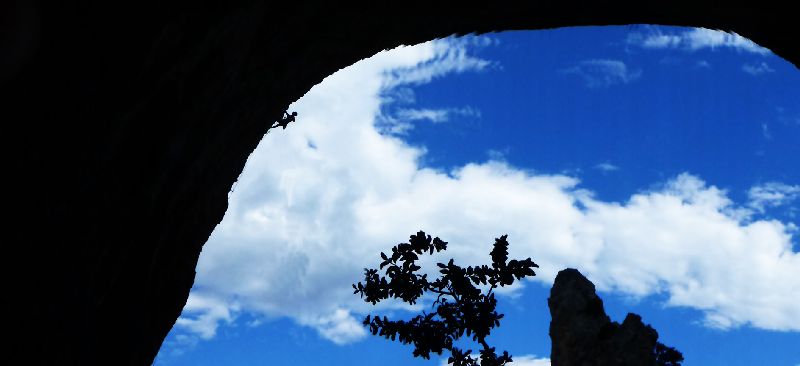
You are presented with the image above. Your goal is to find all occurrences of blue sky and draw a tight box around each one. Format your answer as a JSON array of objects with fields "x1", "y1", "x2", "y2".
[{"x1": 154, "y1": 26, "x2": 800, "y2": 366}]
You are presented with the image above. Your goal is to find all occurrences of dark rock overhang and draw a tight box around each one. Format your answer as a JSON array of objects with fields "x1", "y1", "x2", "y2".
[{"x1": 2, "y1": 1, "x2": 796, "y2": 365}]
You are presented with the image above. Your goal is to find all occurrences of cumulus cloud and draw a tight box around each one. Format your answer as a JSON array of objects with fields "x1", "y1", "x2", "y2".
[
  {"x1": 562, "y1": 59, "x2": 641, "y2": 88},
  {"x1": 579, "y1": 174, "x2": 799, "y2": 330},
  {"x1": 742, "y1": 62, "x2": 775, "y2": 75},
  {"x1": 298, "y1": 308, "x2": 366, "y2": 345},
  {"x1": 628, "y1": 27, "x2": 771, "y2": 55},
  {"x1": 171, "y1": 35, "x2": 800, "y2": 348},
  {"x1": 173, "y1": 36, "x2": 495, "y2": 345},
  {"x1": 174, "y1": 292, "x2": 239, "y2": 340}
]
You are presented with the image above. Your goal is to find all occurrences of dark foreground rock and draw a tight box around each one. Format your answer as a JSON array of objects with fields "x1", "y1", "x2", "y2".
[
  {"x1": 549, "y1": 268, "x2": 683, "y2": 366},
  {"x1": 3, "y1": 2, "x2": 795, "y2": 364}
]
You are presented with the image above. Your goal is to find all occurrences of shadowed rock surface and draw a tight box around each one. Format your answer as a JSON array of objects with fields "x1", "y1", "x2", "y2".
[
  {"x1": 2, "y1": 1, "x2": 797, "y2": 365},
  {"x1": 549, "y1": 268, "x2": 681, "y2": 366}
]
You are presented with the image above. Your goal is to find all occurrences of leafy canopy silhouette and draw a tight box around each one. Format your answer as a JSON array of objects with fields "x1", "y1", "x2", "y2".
[
  {"x1": 353, "y1": 231, "x2": 538, "y2": 366},
  {"x1": 655, "y1": 342, "x2": 684, "y2": 366}
]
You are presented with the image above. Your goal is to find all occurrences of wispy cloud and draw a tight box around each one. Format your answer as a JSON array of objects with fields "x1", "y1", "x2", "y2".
[
  {"x1": 395, "y1": 106, "x2": 480, "y2": 123},
  {"x1": 396, "y1": 108, "x2": 450, "y2": 123},
  {"x1": 748, "y1": 182, "x2": 800, "y2": 213},
  {"x1": 487, "y1": 147, "x2": 510, "y2": 162},
  {"x1": 743, "y1": 62, "x2": 775, "y2": 75},
  {"x1": 696, "y1": 60, "x2": 711, "y2": 69},
  {"x1": 761, "y1": 123, "x2": 772, "y2": 140},
  {"x1": 628, "y1": 27, "x2": 771, "y2": 55},
  {"x1": 562, "y1": 59, "x2": 641, "y2": 88},
  {"x1": 377, "y1": 106, "x2": 481, "y2": 135},
  {"x1": 594, "y1": 162, "x2": 619, "y2": 172},
  {"x1": 381, "y1": 37, "x2": 494, "y2": 89}
]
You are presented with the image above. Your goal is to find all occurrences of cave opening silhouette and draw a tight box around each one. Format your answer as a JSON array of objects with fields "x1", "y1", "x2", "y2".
[{"x1": 3, "y1": 3, "x2": 799, "y2": 365}]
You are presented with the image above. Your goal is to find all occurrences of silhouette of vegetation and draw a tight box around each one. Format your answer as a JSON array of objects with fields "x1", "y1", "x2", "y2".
[
  {"x1": 272, "y1": 110, "x2": 297, "y2": 130},
  {"x1": 354, "y1": 232, "x2": 685, "y2": 366},
  {"x1": 353, "y1": 231, "x2": 538, "y2": 366},
  {"x1": 654, "y1": 342, "x2": 684, "y2": 366}
]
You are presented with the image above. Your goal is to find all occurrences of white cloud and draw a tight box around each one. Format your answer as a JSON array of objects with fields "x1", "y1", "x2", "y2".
[
  {"x1": 562, "y1": 59, "x2": 641, "y2": 88},
  {"x1": 377, "y1": 106, "x2": 481, "y2": 135},
  {"x1": 594, "y1": 162, "x2": 619, "y2": 172},
  {"x1": 748, "y1": 182, "x2": 800, "y2": 213},
  {"x1": 395, "y1": 106, "x2": 480, "y2": 123},
  {"x1": 579, "y1": 174, "x2": 799, "y2": 330},
  {"x1": 381, "y1": 37, "x2": 493, "y2": 89},
  {"x1": 171, "y1": 35, "x2": 800, "y2": 348},
  {"x1": 629, "y1": 27, "x2": 771, "y2": 55},
  {"x1": 743, "y1": 62, "x2": 775, "y2": 75},
  {"x1": 298, "y1": 308, "x2": 366, "y2": 345},
  {"x1": 487, "y1": 148, "x2": 510, "y2": 161},
  {"x1": 174, "y1": 292, "x2": 238, "y2": 340},
  {"x1": 509, "y1": 355, "x2": 551, "y2": 366},
  {"x1": 397, "y1": 108, "x2": 450, "y2": 123}
]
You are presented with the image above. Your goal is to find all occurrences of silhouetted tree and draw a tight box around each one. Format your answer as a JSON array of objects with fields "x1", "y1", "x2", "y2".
[
  {"x1": 655, "y1": 342, "x2": 684, "y2": 366},
  {"x1": 353, "y1": 231, "x2": 538, "y2": 366},
  {"x1": 271, "y1": 110, "x2": 297, "y2": 130}
]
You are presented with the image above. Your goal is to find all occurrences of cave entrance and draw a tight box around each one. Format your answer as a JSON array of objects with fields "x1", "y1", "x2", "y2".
[{"x1": 155, "y1": 26, "x2": 800, "y2": 365}]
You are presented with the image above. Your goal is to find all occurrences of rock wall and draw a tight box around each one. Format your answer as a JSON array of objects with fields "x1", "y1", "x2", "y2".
[
  {"x1": 2, "y1": 1, "x2": 797, "y2": 365},
  {"x1": 549, "y1": 268, "x2": 682, "y2": 366}
]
